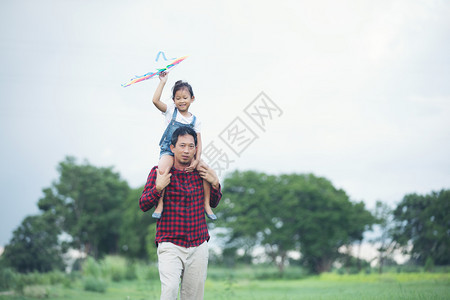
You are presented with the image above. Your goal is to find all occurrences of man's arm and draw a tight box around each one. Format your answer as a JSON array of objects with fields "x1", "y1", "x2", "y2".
[
  {"x1": 198, "y1": 165, "x2": 222, "y2": 207},
  {"x1": 139, "y1": 167, "x2": 171, "y2": 212}
]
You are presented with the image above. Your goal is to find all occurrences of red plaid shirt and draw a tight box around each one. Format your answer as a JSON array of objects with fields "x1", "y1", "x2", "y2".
[{"x1": 139, "y1": 166, "x2": 222, "y2": 247}]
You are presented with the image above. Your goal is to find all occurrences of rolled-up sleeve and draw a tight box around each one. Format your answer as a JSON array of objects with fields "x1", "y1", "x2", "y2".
[
  {"x1": 209, "y1": 184, "x2": 222, "y2": 208},
  {"x1": 139, "y1": 167, "x2": 162, "y2": 212}
]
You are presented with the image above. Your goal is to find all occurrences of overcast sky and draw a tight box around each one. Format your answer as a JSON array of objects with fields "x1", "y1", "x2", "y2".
[{"x1": 1, "y1": 0, "x2": 449, "y2": 247}]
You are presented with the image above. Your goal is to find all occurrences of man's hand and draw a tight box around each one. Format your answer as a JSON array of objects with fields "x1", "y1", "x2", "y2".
[
  {"x1": 185, "y1": 159, "x2": 199, "y2": 172},
  {"x1": 198, "y1": 165, "x2": 220, "y2": 190},
  {"x1": 155, "y1": 168, "x2": 171, "y2": 193}
]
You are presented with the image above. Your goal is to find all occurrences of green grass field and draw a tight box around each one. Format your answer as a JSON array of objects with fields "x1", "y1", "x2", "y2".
[{"x1": 1, "y1": 270, "x2": 448, "y2": 300}]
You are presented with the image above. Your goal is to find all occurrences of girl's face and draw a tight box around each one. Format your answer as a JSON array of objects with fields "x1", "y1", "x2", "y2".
[{"x1": 173, "y1": 88, "x2": 194, "y2": 113}]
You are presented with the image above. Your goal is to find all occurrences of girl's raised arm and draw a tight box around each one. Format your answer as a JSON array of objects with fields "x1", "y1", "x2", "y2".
[{"x1": 152, "y1": 72, "x2": 169, "y2": 113}]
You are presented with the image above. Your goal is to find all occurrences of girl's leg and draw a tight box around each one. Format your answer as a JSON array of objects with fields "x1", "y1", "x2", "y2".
[
  {"x1": 203, "y1": 180, "x2": 216, "y2": 220},
  {"x1": 152, "y1": 155, "x2": 174, "y2": 219},
  {"x1": 197, "y1": 160, "x2": 217, "y2": 220}
]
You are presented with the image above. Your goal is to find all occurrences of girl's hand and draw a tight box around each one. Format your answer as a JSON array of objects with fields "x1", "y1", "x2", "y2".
[
  {"x1": 159, "y1": 71, "x2": 168, "y2": 83},
  {"x1": 185, "y1": 159, "x2": 199, "y2": 172}
]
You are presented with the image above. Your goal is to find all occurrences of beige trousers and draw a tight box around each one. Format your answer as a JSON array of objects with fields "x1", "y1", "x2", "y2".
[{"x1": 157, "y1": 241, "x2": 209, "y2": 300}]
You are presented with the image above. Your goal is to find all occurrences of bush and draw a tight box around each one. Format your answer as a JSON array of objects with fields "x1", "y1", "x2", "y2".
[
  {"x1": 82, "y1": 257, "x2": 102, "y2": 278},
  {"x1": 83, "y1": 276, "x2": 107, "y2": 293},
  {"x1": 281, "y1": 267, "x2": 308, "y2": 280},
  {"x1": 424, "y1": 256, "x2": 435, "y2": 272},
  {"x1": 254, "y1": 268, "x2": 281, "y2": 280},
  {"x1": 0, "y1": 268, "x2": 16, "y2": 291},
  {"x1": 10, "y1": 271, "x2": 69, "y2": 294},
  {"x1": 143, "y1": 265, "x2": 158, "y2": 281},
  {"x1": 110, "y1": 266, "x2": 124, "y2": 282},
  {"x1": 14, "y1": 272, "x2": 44, "y2": 294},
  {"x1": 395, "y1": 264, "x2": 423, "y2": 273},
  {"x1": 46, "y1": 271, "x2": 68, "y2": 285},
  {"x1": 23, "y1": 285, "x2": 49, "y2": 298},
  {"x1": 125, "y1": 263, "x2": 137, "y2": 280},
  {"x1": 103, "y1": 256, "x2": 128, "y2": 282}
]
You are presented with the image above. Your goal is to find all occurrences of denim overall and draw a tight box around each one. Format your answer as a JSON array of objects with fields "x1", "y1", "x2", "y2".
[{"x1": 159, "y1": 108, "x2": 196, "y2": 157}]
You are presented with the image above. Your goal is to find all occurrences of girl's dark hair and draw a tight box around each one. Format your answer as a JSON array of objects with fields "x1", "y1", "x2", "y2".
[{"x1": 172, "y1": 80, "x2": 194, "y2": 99}]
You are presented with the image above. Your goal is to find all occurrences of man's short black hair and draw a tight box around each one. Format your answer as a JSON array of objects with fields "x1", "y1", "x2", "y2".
[{"x1": 171, "y1": 126, "x2": 197, "y2": 146}]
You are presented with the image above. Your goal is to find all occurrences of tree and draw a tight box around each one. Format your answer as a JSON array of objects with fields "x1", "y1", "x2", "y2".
[
  {"x1": 217, "y1": 170, "x2": 375, "y2": 274},
  {"x1": 216, "y1": 171, "x2": 296, "y2": 273},
  {"x1": 1, "y1": 186, "x2": 68, "y2": 273},
  {"x1": 1, "y1": 215, "x2": 65, "y2": 273},
  {"x1": 1, "y1": 156, "x2": 131, "y2": 272},
  {"x1": 280, "y1": 173, "x2": 374, "y2": 273},
  {"x1": 370, "y1": 201, "x2": 397, "y2": 273},
  {"x1": 119, "y1": 186, "x2": 156, "y2": 261},
  {"x1": 42, "y1": 156, "x2": 130, "y2": 257},
  {"x1": 392, "y1": 189, "x2": 450, "y2": 266}
]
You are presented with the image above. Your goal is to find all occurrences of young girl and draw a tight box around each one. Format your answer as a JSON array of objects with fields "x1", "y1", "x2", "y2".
[{"x1": 151, "y1": 71, "x2": 216, "y2": 220}]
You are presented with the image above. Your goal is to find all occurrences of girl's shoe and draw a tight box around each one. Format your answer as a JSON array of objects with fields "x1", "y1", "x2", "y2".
[{"x1": 207, "y1": 214, "x2": 217, "y2": 220}]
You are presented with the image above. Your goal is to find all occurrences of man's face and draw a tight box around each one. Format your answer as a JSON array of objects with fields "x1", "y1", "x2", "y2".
[{"x1": 170, "y1": 134, "x2": 197, "y2": 166}]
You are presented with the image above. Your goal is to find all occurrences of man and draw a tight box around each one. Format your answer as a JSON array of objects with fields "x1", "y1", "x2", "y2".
[{"x1": 139, "y1": 126, "x2": 222, "y2": 300}]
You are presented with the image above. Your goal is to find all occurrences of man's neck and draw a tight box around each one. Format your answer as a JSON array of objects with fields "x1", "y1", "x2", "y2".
[{"x1": 173, "y1": 161, "x2": 190, "y2": 171}]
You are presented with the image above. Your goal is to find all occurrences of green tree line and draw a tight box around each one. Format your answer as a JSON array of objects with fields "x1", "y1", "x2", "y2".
[{"x1": 1, "y1": 157, "x2": 448, "y2": 274}]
